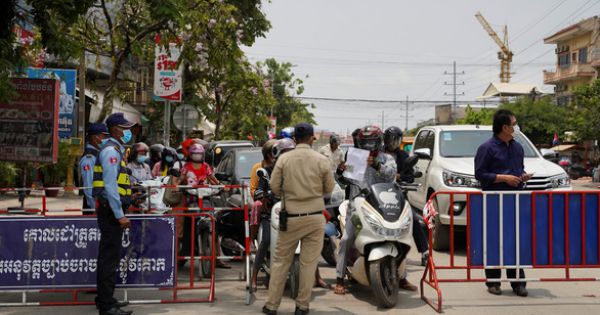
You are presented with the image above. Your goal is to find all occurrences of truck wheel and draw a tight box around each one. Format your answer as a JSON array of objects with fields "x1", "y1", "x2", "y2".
[{"x1": 432, "y1": 199, "x2": 450, "y2": 251}]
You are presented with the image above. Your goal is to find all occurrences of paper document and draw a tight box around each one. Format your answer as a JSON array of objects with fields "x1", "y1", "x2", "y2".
[{"x1": 342, "y1": 147, "x2": 370, "y2": 181}]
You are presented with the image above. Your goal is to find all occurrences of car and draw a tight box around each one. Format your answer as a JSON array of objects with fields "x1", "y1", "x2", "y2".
[
  {"x1": 205, "y1": 140, "x2": 255, "y2": 168},
  {"x1": 406, "y1": 125, "x2": 571, "y2": 250},
  {"x1": 213, "y1": 147, "x2": 263, "y2": 202}
]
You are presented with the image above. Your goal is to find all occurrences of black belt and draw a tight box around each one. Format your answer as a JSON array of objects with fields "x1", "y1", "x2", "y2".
[{"x1": 287, "y1": 210, "x2": 322, "y2": 218}]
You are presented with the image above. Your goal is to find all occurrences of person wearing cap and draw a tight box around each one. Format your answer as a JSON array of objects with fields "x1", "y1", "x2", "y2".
[
  {"x1": 92, "y1": 112, "x2": 134, "y2": 315},
  {"x1": 79, "y1": 123, "x2": 109, "y2": 212},
  {"x1": 318, "y1": 133, "x2": 345, "y2": 173},
  {"x1": 263, "y1": 123, "x2": 335, "y2": 315}
]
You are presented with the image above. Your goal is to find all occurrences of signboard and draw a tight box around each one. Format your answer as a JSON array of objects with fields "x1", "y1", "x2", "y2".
[
  {"x1": 268, "y1": 116, "x2": 277, "y2": 139},
  {"x1": 0, "y1": 78, "x2": 59, "y2": 163},
  {"x1": 172, "y1": 104, "x2": 199, "y2": 133},
  {"x1": 154, "y1": 43, "x2": 183, "y2": 102},
  {"x1": 27, "y1": 68, "x2": 78, "y2": 138},
  {"x1": 0, "y1": 216, "x2": 175, "y2": 289}
]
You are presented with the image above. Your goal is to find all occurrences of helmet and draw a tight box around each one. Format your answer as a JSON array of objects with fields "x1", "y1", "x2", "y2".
[
  {"x1": 262, "y1": 139, "x2": 278, "y2": 159},
  {"x1": 182, "y1": 138, "x2": 208, "y2": 158},
  {"x1": 279, "y1": 127, "x2": 295, "y2": 139},
  {"x1": 272, "y1": 138, "x2": 296, "y2": 157},
  {"x1": 133, "y1": 142, "x2": 149, "y2": 153},
  {"x1": 357, "y1": 125, "x2": 383, "y2": 152},
  {"x1": 383, "y1": 126, "x2": 403, "y2": 152},
  {"x1": 150, "y1": 144, "x2": 164, "y2": 161},
  {"x1": 162, "y1": 147, "x2": 178, "y2": 165}
]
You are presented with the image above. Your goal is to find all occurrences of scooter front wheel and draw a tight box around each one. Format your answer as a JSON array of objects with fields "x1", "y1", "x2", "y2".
[{"x1": 369, "y1": 256, "x2": 399, "y2": 308}]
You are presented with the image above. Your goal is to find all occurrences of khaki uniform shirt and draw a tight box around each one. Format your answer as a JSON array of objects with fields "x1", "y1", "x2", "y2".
[
  {"x1": 318, "y1": 144, "x2": 345, "y2": 172},
  {"x1": 270, "y1": 144, "x2": 335, "y2": 214}
]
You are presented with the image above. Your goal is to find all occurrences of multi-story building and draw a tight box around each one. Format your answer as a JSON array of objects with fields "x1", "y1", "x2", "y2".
[{"x1": 543, "y1": 16, "x2": 600, "y2": 105}]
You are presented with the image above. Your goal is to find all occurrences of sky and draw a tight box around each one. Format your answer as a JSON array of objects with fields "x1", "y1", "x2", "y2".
[{"x1": 242, "y1": 0, "x2": 599, "y2": 134}]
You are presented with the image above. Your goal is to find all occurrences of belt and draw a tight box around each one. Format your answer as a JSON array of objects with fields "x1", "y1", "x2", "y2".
[{"x1": 287, "y1": 210, "x2": 322, "y2": 218}]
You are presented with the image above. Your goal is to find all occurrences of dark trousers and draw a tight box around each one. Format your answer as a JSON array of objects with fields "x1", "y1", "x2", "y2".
[
  {"x1": 411, "y1": 208, "x2": 429, "y2": 253},
  {"x1": 253, "y1": 219, "x2": 271, "y2": 271},
  {"x1": 485, "y1": 268, "x2": 526, "y2": 289},
  {"x1": 96, "y1": 201, "x2": 123, "y2": 311}
]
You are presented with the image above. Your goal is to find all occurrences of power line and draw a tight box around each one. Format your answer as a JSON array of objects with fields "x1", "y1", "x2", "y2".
[
  {"x1": 511, "y1": 0, "x2": 568, "y2": 43},
  {"x1": 296, "y1": 96, "x2": 500, "y2": 104},
  {"x1": 444, "y1": 61, "x2": 465, "y2": 121}
]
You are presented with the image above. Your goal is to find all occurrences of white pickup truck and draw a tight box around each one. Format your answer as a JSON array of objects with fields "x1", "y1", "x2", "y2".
[{"x1": 407, "y1": 125, "x2": 571, "y2": 250}]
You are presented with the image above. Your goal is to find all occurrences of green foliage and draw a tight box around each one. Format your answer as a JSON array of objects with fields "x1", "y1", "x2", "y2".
[
  {"x1": 570, "y1": 79, "x2": 600, "y2": 142},
  {"x1": 0, "y1": 161, "x2": 19, "y2": 187},
  {"x1": 40, "y1": 143, "x2": 71, "y2": 185},
  {"x1": 457, "y1": 105, "x2": 494, "y2": 125}
]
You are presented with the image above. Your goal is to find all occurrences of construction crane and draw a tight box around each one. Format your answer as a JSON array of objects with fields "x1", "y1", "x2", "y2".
[{"x1": 475, "y1": 11, "x2": 513, "y2": 83}]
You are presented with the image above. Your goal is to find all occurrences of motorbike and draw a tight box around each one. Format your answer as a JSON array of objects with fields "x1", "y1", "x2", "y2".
[
  {"x1": 336, "y1": 155, "x2": 420, "y2": 308},
  {"x1": 321, "y1": 184, "x2": 345, "y2": 266}
]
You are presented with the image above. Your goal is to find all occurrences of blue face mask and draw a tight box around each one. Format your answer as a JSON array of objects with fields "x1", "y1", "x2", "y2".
[
  {"x1": 165, "y1": 156, "x2": 174, "y2": 164},
  {"x1": 121, "y1": 129, "x2": 133, "y2": 144},
  {"x1": 177, "y1": 153, "x2": 185, "y2": 161},
  {"x1": 100, "y1": 139, "x2": 109, "y2": 147},
  {"x1": 136, "y1": 155, "x2": 148, "y2": 164}
]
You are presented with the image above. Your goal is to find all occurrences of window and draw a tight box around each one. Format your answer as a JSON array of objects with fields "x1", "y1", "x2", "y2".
[
  {"x1": 413, "y1": 130, "x2": 430, "y2": 151},
  {"x1": 558, "y1": 53, "x2": 570, "y2": 68},
  {"x1": 579, "y1": 47, "x2": 588, "y2": 64},
  {"x1": 572, "y1": 52, "x2": 577, "y2": 63},
  {"x1": 425, "y1": 131, "x2": 435, "y2": 154}
]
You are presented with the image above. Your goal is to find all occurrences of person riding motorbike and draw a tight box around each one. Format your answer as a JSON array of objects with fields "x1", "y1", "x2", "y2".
[
  {"x1": 149, "y1": 143, "x2": 164, "y2": 170},
  {"x1": 334, "y1": 125, "x2": 397, "y2": 295},
  {"x1": 250, "y1": 138, "x2": 294, "y2": 291},
  {"x1": 127, "y1": 142, "x2": 152, "y2": 184},
  {"x1": 151, "y1": 146, "x2": 181, "y2": 177}
]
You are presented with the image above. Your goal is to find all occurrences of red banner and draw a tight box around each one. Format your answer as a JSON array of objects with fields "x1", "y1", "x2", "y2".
[{"x1": 0, "y1": 78, "x2": 59, "y2": 163}]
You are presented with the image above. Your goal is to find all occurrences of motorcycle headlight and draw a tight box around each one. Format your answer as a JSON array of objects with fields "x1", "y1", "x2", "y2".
[
  {"x1": 550, "y1": 174, "x2": 570, "y2": 188},
  {"x1": 363, "y1": 209, "x2": 411, "y2": 238},
  {"x1": 443, "y1": 171, "x2": 481, "y2": 188}
]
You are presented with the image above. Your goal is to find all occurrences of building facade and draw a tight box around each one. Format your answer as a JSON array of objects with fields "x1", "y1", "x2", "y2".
[{"x1": 543, "y1": 16, "x2": 600, "y2": 105}]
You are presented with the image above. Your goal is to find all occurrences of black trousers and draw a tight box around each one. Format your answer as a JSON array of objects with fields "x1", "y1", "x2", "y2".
[
  {"x1": 485, "y1": 268, "x2": 526, "y2": 289},
  {"x1": 96, "y1": 201, "x2": 123, "y2": 311},
  {"x1": 411, "y1": 208, "x2": 429, "y2": 253}
]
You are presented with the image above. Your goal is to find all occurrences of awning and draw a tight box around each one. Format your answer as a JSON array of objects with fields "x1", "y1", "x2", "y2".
[
  {"x1": 87, "y1": 89, "x2": 142, "y2": 124},
  {"x1": 550, "y1": 144, "x2": 584, "y2": 152},
  {"x1": 478, "y1": 83, "x2": 542, "y2": 100}
]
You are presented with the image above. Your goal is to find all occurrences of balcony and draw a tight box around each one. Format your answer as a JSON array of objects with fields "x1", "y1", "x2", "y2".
[{"x1": 543, "y1": 63, "x2": 596, "y2": 84}]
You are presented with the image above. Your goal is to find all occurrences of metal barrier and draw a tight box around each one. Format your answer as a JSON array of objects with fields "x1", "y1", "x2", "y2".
[
  {"x1": 420, "y1": 190, "x2": 600, "y2": 313},
  {"x1": 0, "y1": 183, "x2": 252, "y2": 306}
]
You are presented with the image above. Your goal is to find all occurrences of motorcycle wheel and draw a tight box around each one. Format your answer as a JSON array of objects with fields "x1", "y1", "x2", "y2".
[
  {"x1": 321, "y1": 236, "x2": 337, "y2": 266},
  {"x1": 288, "y1": 255, "x2": 300, "y2": 299},
  {"x1": 199, "y1": 230, "x2": 213, "y2": 279},
  {"x1": 369, "y1": 256, "x2": 399, "y2": 309}
]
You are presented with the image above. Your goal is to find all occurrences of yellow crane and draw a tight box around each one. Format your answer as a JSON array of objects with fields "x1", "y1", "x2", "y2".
[{"x1": 475, "y1": 11, "x2": 513, "y2": 83}]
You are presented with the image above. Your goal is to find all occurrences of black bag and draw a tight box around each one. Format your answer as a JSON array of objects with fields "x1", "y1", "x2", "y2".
[{"x1": 279, "y1": 208, "x2": 288, "y2": 231}]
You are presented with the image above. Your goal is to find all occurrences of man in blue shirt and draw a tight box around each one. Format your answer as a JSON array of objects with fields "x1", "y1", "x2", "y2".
[
  {"x1": 475, "y1": 109, "x2": 533, "y2": 298},
  {"x1": 79, "y1": 123, "x2": 109, "y2": 212},
  {"x1": 93, "y1": 113, "x2": 135, "y2": 315}
]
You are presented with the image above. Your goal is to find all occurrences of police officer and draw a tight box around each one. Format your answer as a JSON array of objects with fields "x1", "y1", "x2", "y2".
[
  {"x1": 93, "y1": 113, "x2": 135, "y2": 315},
  {"x1": 79, "y1": 123, "x2": 109, "y2": 213}
]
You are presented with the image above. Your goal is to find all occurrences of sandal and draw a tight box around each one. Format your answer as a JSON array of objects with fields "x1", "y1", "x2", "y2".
[
  {"x1": 315, "y1": 279, "x2": 331, "y2": 289},
  {"x1": 216, "y1": 260, "x2": 232, "y2": 269},
  {"x1": 334, "y1": 283, "x2": 346, "y2": 295}
]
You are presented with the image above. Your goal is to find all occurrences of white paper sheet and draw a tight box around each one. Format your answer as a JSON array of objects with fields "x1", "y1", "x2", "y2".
[{"x1": 342, "y1": 147, "x2": 370, "y2": 181}]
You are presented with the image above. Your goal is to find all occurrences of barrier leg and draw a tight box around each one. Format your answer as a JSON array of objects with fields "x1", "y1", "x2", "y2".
[{"x1": 421, "y1": 228, "x2": 443, "y2": 313}]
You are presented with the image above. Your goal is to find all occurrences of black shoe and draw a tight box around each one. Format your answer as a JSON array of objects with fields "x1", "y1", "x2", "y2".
[
  {"x1": 295, "y1": 307, "x2": 309, "y2": 315},
  {"x1": 262, "y1": 305, "x2": 277, "y2": 315},
  {"x1": 487, "y1": 286, "x2": 502, "y2": 295},
  {"x1": 99, "y1": 307, "x2": 133, "y2": 315},
  {"x1": 96, "y1": 300, "x2": 129, "y2": 310},
  {"x1": 421, "y1": 252, "x2": 429, "y2": 267},
  {"x1": 513, "y1": 286, "x2": 528, "y2": 297}
]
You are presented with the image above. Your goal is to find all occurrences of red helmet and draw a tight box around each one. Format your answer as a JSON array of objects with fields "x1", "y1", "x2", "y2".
[{"x1": 357, "y1": 125, "x2": 383, "y2": 152}]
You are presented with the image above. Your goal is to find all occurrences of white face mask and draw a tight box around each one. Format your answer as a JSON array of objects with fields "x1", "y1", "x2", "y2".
[{"x1": 512, "y1": 124, "x2": 520, "y2": 136}]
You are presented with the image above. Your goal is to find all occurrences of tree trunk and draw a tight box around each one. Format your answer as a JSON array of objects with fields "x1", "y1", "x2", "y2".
[{"x1": 97, "y1": 52, "x2": 127, "y2": 122}]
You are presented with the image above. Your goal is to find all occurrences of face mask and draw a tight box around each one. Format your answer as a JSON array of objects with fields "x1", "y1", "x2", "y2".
[
  {"x1": 165, "y1": 156, "x2": 174, "y2": 164},
  {"x1": 121, "y1": 129, "x2": 133, "y2": 144},
  {"x1": 177, "y1": 153, "x2": 185, "y2": 161},
  {"x1": 190, "y1": 153, "x2": 204, "y2": 163},
  {"x1": 100, "y1": 139, "x2": 109, "y2": 147},
  {"x1": 513, "y1": 125, "x2": 520, "y2": 134},
  {"x1": 136, "y1": 155, "x2": 148, "y2": 164}
]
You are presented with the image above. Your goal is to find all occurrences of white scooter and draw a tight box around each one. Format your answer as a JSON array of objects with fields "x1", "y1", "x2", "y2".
[{"x1": 337, "y1": 156, "x2": 420, "y2": 308}]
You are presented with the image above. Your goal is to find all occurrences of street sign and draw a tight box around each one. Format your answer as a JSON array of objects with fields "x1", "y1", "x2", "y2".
[{"x1": 172, "y1": 104, "x2": 199, "y2": 134}]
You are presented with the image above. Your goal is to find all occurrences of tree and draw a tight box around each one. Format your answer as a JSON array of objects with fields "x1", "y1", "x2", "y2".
[
  {"x1": 73, "y1": 0, "x2": 180, "y2": 122},
  {"x1": 457, "y1": 105, "x2": 494, "y2": 125},
  {"x1": 258, "y1": 58, "x2": 315, "y2": 129},
  {"x1": 570, "y1": 79, "x2": 600, "y2": 142}
]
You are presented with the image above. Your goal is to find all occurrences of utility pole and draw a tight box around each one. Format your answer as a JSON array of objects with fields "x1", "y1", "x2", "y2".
[
  {"x1": 381, "y1": 110, "x2": 384, "y2": 130},
  {"x1": 405, "y1": 96, "x2": 409, "y2": 132},
  {"x1": 444, "y1": 61, "x2": 465, "y2": 123}
]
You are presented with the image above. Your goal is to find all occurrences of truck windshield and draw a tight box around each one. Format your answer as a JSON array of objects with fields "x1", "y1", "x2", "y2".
[{"x1": 439, "y1": 130, "x2": 538, "y2": 158}]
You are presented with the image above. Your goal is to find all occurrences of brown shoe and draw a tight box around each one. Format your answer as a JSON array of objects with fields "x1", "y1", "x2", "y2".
[{"x1": 399, "y1": 278, "x2": 418, "y2": 291}]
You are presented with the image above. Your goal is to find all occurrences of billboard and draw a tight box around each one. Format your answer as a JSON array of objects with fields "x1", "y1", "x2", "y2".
[
  {"x1": 0, "y1": 216, "x2": 176, "y2": 289},
  {"x1": 27, "y1": 68, "x2": 78, "y2": 138},
  {"x1": 0, "y1": 78, "x2": 59, "y2": 163},
  {"x1": 153, "y1": 43, "x2": 183, "y2": 102}
]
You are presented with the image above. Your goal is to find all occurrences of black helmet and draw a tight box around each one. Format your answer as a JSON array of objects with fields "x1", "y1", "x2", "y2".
[
  {"x1": 357, "y1": 125, "x2": 383, "y2": 152},
  {"x1": 149, "y1": 144, "x2": 164, "y2": 162},
  {"x1": 161, "y1": 147, "x2": 178, "y2": 166},
  {"x1": 384, "y1": 126, "x2": 403, "y2": 152}
]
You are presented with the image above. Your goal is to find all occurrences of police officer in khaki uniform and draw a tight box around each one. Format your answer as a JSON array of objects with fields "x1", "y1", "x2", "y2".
[
  {"x1": 263, "y1": 123, "x2": 335, "y2": 315},
  {"x1": 92, "y1": 113, "x2": 135, "y2": 315}
]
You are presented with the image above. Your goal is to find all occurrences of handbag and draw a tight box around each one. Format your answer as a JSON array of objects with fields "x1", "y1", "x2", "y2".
[{"x1": 163, "y1": 175, "x2": 183, "y2": 206}]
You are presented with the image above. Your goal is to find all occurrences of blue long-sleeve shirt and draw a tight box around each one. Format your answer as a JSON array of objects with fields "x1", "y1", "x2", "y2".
[
  {"x1": 79, "y1": 144, "x2": 98, "y2": 209},
  {"x1": 98, "y1": 138, "x2": 126, "y2": 219},
  {"x1": 474, "y1": 136, "x2": 525, "y2": 191}
]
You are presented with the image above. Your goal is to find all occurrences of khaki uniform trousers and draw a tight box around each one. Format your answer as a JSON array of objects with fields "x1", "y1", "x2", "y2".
[{"x1": 265, "y1": 214, "x2": 325, "y2": 311}]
